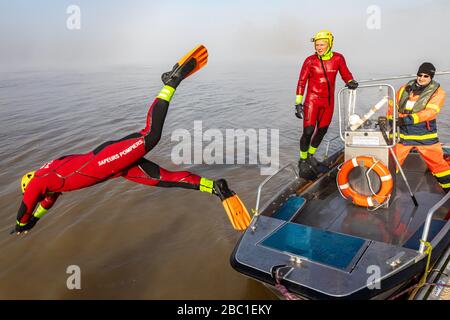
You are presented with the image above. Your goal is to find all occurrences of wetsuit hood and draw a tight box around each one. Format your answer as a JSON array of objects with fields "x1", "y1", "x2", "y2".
[
  {"x1": 312, "y1": 30, "x2": 334, "y2": 61},
  {"x1": 317, "y1": 50, "x2": 333, "y2": 61}
]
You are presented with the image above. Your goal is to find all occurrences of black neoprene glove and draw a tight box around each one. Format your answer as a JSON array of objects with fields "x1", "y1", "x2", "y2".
[
  {"x1": 295, "y1": 104, "x2": 304, "y2": 119},
  {"x1": 15, "y1": 216, "x2": 39, "y2": 234},
  {"x1": 346, "y1": 80, "x2": 359, "y2": 90}
]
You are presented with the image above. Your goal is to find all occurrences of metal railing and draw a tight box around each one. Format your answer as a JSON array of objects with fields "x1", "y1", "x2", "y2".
[
  {"x1": 358, "y1": 71, "x2": 450, "y2": 84},
  {"x1": 337, "y1": 84, "x2": 398, "y2": 149},
  {"x1": 419, "y1": 192, "x2": 450, "y2": 254},
  {"x1": 251, "y1": 163, "x2": 299, "y2": 232},
  {"x1": 323, "y1": 135, "x2": 342, "y2": 160}
]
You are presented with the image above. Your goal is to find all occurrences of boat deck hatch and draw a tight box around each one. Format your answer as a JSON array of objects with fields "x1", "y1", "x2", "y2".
[
  {"x1": 273, "y1": 196, "x2": 306, "y2": 221},
  {"x1": 260, "y1": 223, "x2": 367, "y2": 271}
]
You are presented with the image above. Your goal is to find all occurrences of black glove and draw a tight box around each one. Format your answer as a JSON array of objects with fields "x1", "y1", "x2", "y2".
[
  {"x1": 15, "y1": 216, "x2": 39, "y2": 234},
  {"x1": 346, "y1": 80, "x2": 359, "y2": 90},
  {"x1": 295, "y1": 104, "x2": 304, "y2": 119}
]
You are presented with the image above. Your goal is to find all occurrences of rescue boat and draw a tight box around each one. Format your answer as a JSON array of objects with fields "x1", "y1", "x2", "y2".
[{"x1": 230, "y1": 84, "x2": 450, "y2": 300}]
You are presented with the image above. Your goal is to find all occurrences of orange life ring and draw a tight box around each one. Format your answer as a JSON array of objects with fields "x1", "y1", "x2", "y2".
[{"x1": 337, "y1": 156, "x2": 393, "y2": 208}]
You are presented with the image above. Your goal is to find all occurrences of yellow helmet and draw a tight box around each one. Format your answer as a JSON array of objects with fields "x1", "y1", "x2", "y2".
[
  {"x1": 21, "y1": 171, "x2": 35, "y2": 193},
  {"x1": 311, "y1": 30, "x2": 334, "y2": 49}
]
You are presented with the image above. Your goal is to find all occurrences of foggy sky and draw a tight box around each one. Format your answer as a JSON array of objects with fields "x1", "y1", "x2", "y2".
[{"x1": 1, "y1": 0, "x2": 449, "y2": 74}]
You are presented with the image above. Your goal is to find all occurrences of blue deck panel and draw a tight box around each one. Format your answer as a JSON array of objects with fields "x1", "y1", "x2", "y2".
[
  {"x1": 273, "y1": 196, "x2": 305, "y2": 221},
  {"x1": 261, "y1": 223, "x2": 366, "y2": 270}
]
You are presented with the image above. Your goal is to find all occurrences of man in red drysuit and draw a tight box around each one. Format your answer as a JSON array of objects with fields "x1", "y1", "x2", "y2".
[{"x1": 295, "y1": 30, "x2": 358, "y2": 179}]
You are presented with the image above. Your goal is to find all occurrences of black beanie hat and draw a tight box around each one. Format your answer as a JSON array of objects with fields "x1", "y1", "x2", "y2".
[{"x1": 417, "y1": 62, "x2": 436, "y2": 79}]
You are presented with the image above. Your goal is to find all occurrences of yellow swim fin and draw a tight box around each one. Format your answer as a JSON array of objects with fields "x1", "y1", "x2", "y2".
[{"x1": 214, "y1": 179, "x2": 252, "y2": 231}]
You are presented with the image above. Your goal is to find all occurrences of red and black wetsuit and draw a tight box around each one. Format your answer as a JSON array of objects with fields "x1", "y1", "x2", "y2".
[
  {"x1": 296, "y1": 52, "x2": 354, "y2": 152},
  {"x1": 17, "y1": 95, "x2": 201, "y2": 226}
]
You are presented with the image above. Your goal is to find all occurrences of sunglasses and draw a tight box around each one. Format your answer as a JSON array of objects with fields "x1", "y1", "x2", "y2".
[{"x1": 417, "y1": 74, "x2": 430, "y2": 78}]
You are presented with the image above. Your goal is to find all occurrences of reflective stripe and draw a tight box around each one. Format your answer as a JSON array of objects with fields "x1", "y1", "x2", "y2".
[
  {"x1": 439, "y1": 182, "x2": 450, "y2": 188},
  {"x1": 308, "y1": 146, "x2": 317, "y2": 155},
  {"x1": 389, "y1": 133, "x2": 398, "y2": 138},
  {"x1": 296, "y1": 95, "x2": 303, "y2": 105},
  {"x1": 33, "y1": 204, "x2": 48, "y2": 219},
  {"x1": 387, "y1": 115, "x2": 393, "y2": 120},
  {"x1": 352, "y1": 158, "x2": 358, "y2": 167},
  {"x1": 367, "y1": 197, "x2": 374, "y2": 207},
  {"x1": 339, "y1": 183, "x2": 350, "y2": 190},
  {"x1": 380, "y1": 174, "x2": 392, "y2": 182},
  {"x1": 157, "y1": 85, "x2": 175, "y2": 102},
  {"x1": 411, "y1": 114, "x2": 420, "y2": 124},
  {"x1": 199, "y1": 177, "x2": 214, "y2": 193},
  {"x1": 434, "y1": 169, "x2": 450, "y2": 178},
  {"x1": 16, "y1": 220, "x2": 26, "y2": 227},
  {"x1": 300, "y1": 151, "x2": 308, "y2": 160},
  {"x1": 426, "y1": 103, "x2": 441, "y2": 112},
  {"x1": 400, "y1": 133, "x2": 438, "y2": 140}
]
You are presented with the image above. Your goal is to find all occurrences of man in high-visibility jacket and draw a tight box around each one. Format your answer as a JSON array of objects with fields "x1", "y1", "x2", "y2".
[{"x1": 393, "y1": 62, "x2": 449, "y2": 193}]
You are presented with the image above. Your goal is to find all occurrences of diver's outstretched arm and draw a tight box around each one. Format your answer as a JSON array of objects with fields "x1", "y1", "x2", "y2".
[{"x1": 15, "y1": 192, "x2": 60, "y2": 234}]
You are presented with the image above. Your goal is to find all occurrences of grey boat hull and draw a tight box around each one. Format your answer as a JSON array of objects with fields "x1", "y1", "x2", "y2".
[{"x1": 231, "y1": 149, "x2": 450, "y2": 300}]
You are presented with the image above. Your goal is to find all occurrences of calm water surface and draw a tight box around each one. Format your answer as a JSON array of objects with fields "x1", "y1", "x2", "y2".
[{"x1": 1, "y1": 63, "x2": 449, "y2": 299}]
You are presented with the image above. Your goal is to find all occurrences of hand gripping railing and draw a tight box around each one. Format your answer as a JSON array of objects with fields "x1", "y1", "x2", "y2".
[
  {"x1": 419, "y1": 192, "x2": 450, "y2": 254},
  {"x1": 251, "y1": 163, "x2": 299, "y2": 232}
]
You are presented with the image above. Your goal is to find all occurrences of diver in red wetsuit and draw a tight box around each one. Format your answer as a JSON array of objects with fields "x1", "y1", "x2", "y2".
[
  {"x1": 15, "y1": 46, "x2": 251, "y2": 234},
  {"x1": 295, "y1": 30, "x2": 358, "y2": 179}
]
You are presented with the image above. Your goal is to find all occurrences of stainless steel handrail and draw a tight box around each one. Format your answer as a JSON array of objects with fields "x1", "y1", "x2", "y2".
[
  {"x1": 419, "y1": 192, "x2": 450, "y2": 254},
  {"x1": 358, "y1": 71, "x2": 450, "y2": 84},
  {"x1": 323, "y1": 135, "x2": 342, "y2": 160},
  {"x1": 338, "y1": 84, "x2": 398, "y2": 148},
  {"x1": 251, "y1": 163, "x2": 299, "y2": 232}
]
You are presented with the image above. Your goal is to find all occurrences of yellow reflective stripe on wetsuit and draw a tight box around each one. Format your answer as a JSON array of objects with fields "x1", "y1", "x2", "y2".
[
  {"x1": 16, "y1": 220, "x2": 27, "y2": 227},
  {"x1": 157, "y1": 85, "x2": 175, "y2": 102},
  {"x1": 296, "y1": 95, "x2": 303, "y2": 105},
  {"x1": 308, "y1": 146, "x2": 317, "y2": 155},
  {"x1": 33, "y1": 204, "x2": 48, "y2": 219},
  {"x1": 199, "y1": 177, "x2": 214, "y2": 193}
]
